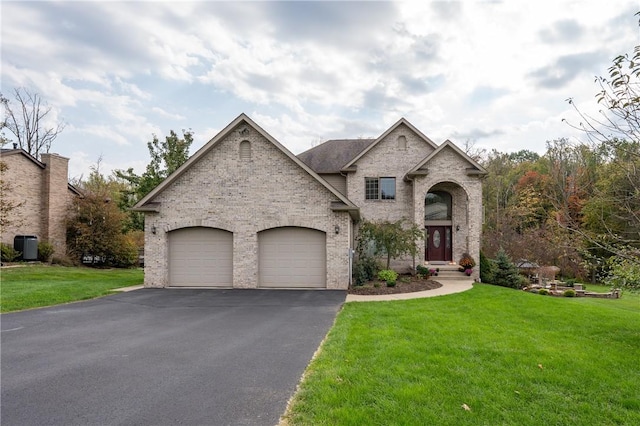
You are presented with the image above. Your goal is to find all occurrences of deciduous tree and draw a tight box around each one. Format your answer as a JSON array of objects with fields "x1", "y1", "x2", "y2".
[
  {"x1": 115, "y1": 129, "x2": 193, "y2": 231},
  {"x1": 1, "y1": 87, "x2": 65, "y2": 158},
  {"x1": 563, "y1": 14, "x2": 640, "y2": 266},
  {"x1": 66, "y1": 163, "x2": 138, "y2": 267}
]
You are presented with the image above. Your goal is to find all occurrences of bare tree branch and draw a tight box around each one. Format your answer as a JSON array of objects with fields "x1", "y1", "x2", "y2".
[{"x1": 1, "y1": 87, "x2": 65, "y2": 158}]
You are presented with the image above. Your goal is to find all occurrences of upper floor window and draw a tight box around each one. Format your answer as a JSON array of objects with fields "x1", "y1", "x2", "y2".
[
  {"x1": 239, "y1": 140, "x2": 251, "y2": 160},
  {"x1": 365, "y1": 177, "x2": 396, "y2": 200},
  {"x1": 425, "y1": 191, "x2": 452, "y2": 220}
]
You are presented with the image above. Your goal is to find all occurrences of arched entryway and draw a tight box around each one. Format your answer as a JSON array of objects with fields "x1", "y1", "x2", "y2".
[{"x1": 425, "y1": 191, "x2": 453, "y2": 262}]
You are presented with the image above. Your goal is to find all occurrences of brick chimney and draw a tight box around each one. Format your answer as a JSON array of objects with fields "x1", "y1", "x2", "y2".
[{"x1": 40, "y1": 153, "x2": 70, "y2": 256}]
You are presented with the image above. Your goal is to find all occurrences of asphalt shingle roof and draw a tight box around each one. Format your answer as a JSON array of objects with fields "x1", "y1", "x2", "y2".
[{"x1": 297, "y1": 139, "x2": 375, "y2": 174}]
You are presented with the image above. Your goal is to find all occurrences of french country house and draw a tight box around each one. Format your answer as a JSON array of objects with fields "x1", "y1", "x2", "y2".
[
  {"x1": 1, "y1": 147, "x2": 80, "y2": 257},
  {"x1": 133, "y1": 113, "x2": 486, "y2": 289}
]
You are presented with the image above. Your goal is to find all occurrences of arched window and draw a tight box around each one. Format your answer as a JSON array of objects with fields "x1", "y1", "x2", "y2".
[
  {"x1": 425, "y1": 191, "x2": 452, "y2": 220},
  {"x1": 239, "y1": 140, "x2": 251, "y2": 160},
  {"x1": 397, "y1": 135, "x2": 407, "y2": 150}
]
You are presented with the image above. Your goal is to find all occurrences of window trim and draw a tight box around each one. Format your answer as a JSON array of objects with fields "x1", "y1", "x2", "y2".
[{"x1": 365, "y1": 177, "x2": 396, "y2": 201}]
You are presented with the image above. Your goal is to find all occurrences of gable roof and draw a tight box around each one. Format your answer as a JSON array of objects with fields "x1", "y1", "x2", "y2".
[
  {"x1": 1, "y1": 148, "x2": 82, "y2": 195},
  {"x1": 297, "y1": 139, "x2": 375, "y2": 174},
  {"x1": 1, "y1": 148, "x2": 45, "y2": 168},
  {"x1": 341, "y1": 117, "x2": 439, "y2": 171},
  {"x1": 405, "y1": 139, "x2": 488, "y2": 179},
  {"x1": 132, "y1": 113, "x2": 360, "y2": 219}
]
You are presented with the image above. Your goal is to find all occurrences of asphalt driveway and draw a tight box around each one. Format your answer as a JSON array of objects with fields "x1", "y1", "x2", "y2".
[{"x1": 1, "y1": 289, "x2": 346, "y2": 426}]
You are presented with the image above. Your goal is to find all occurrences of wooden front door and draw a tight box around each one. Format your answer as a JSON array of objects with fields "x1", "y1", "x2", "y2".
[{"x1": 426, "y1": 226, "x2": 452, "y2": 262}]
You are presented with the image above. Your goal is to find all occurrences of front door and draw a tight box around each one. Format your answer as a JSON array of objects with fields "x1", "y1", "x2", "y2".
[{"x1": 426, "y1": 226, "x2": 452, "y2": 262}]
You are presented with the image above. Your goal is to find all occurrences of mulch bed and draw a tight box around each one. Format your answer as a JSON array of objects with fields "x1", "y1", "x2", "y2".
[{"x1": 348, "y1": 276, "x2": 442, "y2": 295}]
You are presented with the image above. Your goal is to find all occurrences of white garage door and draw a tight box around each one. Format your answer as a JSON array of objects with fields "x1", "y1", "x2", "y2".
[
  {"x1": 258, "y1": 227, "x2": 326, "y2": 288},
  {"x1": 168, "y1": 227, "x2": 233, "y2": 287}
]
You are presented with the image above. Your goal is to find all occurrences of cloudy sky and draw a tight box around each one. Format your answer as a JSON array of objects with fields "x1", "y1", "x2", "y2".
[{"x1": 2, "y1": 1, "x2": 638, "y2": 179}]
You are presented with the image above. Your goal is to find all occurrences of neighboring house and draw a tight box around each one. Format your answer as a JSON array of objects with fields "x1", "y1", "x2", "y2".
[
  {"x1": 134, "y1": 114, "x2": 486, "y2": 290},
  {"x1": 0, "y1": 147, "x2": 79, "y2": 257}
]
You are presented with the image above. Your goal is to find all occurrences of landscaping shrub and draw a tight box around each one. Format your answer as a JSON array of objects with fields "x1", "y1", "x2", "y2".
[
  {"x1": 110, "y1": 236, "x2": 139, "y2": 268},
  {"x1": 564, "y1": 278, "x2": 578, "y2": 287},
  {"x1": 563, "y1": 289, "x2": 576, "y2": 297},
  {"x1": 378, "y1": 269, "x2": 398, "y2": 286},
  {"x1": 479, "y1": 250, "x2": 496, "y2": 283},
  {"x1": 416, "y1": 265, "x2": 430, "y2": 277},
  {"x1": 493, "y1": 248, "x2": 524, "y2": 289},
  {"x1": 37, "y1": 241, "x2": 55, "y2": 263},
  {"x1": 1, "y1": 243, "x2": 21, "y2": 262},
  {"x1": 539, "y1": 288, "x2": 549, "y2": 295},
  {"x1": 353, "y1": 255, "x2": 379, "y2": 286}
]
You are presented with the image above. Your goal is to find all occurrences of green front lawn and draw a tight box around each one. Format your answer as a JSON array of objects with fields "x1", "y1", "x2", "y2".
[
  {"x1": 285, "y1": 284, "x2": 640, "y2": 425},
  {"x1": 0, "y1": 265, "x2": 143, "y2": 312}
]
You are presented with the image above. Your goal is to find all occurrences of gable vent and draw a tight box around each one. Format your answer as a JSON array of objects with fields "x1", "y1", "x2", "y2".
[
  {"x1": 397, "y1": 135, "x2": 407, "y2": 150},
  {"x1": 239, "y1": 140, "x2": 252, "y2": 160}
]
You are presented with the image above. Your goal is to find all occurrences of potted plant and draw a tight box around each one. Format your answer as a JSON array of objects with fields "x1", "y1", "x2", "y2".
[{"x1": 459, "y1": 253, "x2": 476, "y2": 273}]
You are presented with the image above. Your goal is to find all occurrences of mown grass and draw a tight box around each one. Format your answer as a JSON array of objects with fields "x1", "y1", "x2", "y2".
[
  {"x1": 0, "y1": 265, "x2": 143, "y2": 312},
  {"x1": 285, "y1": 284, "x2": 640, "y2": 425}
]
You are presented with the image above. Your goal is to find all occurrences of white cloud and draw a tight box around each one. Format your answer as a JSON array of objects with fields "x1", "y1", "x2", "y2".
[{"x1": 1, "y1": 0, "x2": 637, "y2": 179}]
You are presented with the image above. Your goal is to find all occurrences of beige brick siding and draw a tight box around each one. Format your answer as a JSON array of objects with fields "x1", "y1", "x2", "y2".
[
  {"x1": 345, "y1": 132, "x2": 483, "y2": 277},
  {"x1": 1, "y1": 154, "x2": 43, "y2": 246},
  {"x1": 346, "y1": 123, "x2": 435, "y2": 223},
  {"x1": 40, "y1": 154, "x2": 70, "y2": 256},
  {"x1": 1, "y1": 152, "x2": 71, "y2": 258},
  {"x1": 143, "y1": 123, "x2": 351, "y2": 289},
  {"x1": 346, "y1": 124, "x2": 434, "y2": 272}
]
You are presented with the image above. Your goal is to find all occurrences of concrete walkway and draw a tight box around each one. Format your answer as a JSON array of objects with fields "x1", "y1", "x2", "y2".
[
  {"x1": 345, "y1": 280, "x2": 474, "y2": 302},
  {"x1": 115, "y1": 282, "x2": 474, "y2": 301}
]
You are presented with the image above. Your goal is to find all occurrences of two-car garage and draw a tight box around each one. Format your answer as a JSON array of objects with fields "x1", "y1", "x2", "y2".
[{"x1": 167, "y1": 226, "x2": 327, "y2": 288}]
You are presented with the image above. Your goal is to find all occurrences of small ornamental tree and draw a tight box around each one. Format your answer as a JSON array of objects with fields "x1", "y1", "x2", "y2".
[
  {"x1": 493, "y1": 248, "x2": 524, "y2": 289},
  {"x1": 360, "y1": 219, "x2": 423, "y2": 270}
]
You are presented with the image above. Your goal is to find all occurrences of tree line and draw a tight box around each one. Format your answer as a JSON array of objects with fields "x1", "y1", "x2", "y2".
[{"x1": 478, "y1": 34, "x2": 640, "y2": 289}]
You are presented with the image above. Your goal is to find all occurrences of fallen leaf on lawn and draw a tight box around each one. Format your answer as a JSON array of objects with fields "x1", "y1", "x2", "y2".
[
  {"x1": 462, "y1": 403, "x2": 471, "y2": 411},
  {"x1": 538, "y1": 364, "x2": 544, "y2": 369}
]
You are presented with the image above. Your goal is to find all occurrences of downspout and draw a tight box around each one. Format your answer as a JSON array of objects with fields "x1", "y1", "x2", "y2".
[
  {"x1": 466, "y1": 195, "x2": 470, "y2": 253},
  {"x1": 348, "y1": 247, "x2": 354, "y2": 287}
]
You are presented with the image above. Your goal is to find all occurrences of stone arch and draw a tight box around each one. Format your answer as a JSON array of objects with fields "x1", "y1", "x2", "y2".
[
  {"x1": 163, "y1": 219, "x2": 235, "y2": 234},
  {"x1": 255, "y1": 217, "x2": 327, "y2": 234},
  {"x1": 421, "y1": 180, "x2": 472, "y2": 264}
]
